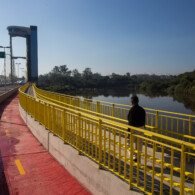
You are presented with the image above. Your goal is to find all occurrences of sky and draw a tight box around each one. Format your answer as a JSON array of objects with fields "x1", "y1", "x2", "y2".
[{"x1": 0, "y1": 0, "x2": 195, "y2": 77}]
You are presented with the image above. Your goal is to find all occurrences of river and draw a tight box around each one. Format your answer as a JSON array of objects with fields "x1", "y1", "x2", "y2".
[{"x1": 72, "y1": 89, "x2": 195, "y2": 115}]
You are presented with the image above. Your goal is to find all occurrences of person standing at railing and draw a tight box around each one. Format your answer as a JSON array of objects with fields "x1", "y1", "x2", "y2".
[{"x1": 128, "y1": 95, "x2": 146, "y2": 162}]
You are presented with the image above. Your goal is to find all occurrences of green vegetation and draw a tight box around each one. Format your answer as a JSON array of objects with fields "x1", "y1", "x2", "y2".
[
  {"x1": 167, "y1": 70, "x2": 195, "y2": 95},
  {"x1": 38, "y1": 65, "x2": 195, "y2": 97},
  {"x1": 38, "y1": 65, "x2": 132, "y2": 90}
]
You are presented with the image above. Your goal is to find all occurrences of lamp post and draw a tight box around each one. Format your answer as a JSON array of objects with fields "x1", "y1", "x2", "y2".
[
  {"x1": 22, "y1": 70, "x2": 26, "y2": 82},
  {"x1": 15, "y1": 63, "x2": 21, "y2": 83},
  {"x1": 0, "y1": 46, "x2": 10, "y2": 91},
  {"x1": 19, "y1": 68, "x2": 24, "y2": 84}
]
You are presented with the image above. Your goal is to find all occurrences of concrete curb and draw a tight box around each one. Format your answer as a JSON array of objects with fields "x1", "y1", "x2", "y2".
[
  {"x1": 0, "y1": 87, "x2": 19, "y2": 104},
  {"x1": 19, "y1": 104, "x2": 140, "y2": 195}
]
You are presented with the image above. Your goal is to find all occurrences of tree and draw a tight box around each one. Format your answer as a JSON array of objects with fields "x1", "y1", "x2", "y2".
[
  {"x1": 72, "y1": 69, "x2": 81, "y2": 78},
  {"x1": 83, "y1": 68, "x2": 93, "y2": 79},
  {"x1": 93, "y1": 73, "x2": 102, "y2": 79},
  {"x1": 52, "y1": 65, "x2": 71, "y2": 77},
  {"x1": 52, "y1": 66, "x2": 60, "y2": 74},
  {"x1": 126, "y1": 72, "x2": 130, "y2": 77},
  {"x1": 59, "y1": 65, "x2": 71, "y2": 76}
]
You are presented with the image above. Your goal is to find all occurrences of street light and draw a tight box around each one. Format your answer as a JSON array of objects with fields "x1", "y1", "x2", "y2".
[
  {"x1": 15, "y1": 63, "x2": 21, "y2": 83},
  {"x1": 0, "y1": 46, "x2": 10, "y2": 91},
  {"x1": 22, "y1": 70, "x2": 26, "y2": 82},
  {"x1": 20, "y1": 68, "x2": 24, "y2": 81}
]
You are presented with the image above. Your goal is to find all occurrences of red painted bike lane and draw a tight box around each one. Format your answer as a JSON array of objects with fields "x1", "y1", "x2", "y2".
[{"x1": 0, "y1": 94, "x2": 91, "y2": 195}]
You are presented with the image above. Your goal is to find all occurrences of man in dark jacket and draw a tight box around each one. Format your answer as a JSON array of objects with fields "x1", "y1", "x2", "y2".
[{"x1": 128, "y1": 95, "x2": 145, "y2": 162}]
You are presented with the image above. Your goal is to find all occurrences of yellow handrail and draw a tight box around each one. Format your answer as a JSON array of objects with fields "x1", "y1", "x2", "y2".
[
  {"x1": 19, "y1": 83, "x2": 195, "y2": 195},
  {"x1": 33, "y1": 84, "x2": 195, "y2": 144},
  {"x1": 34, "y1": 84, "x2": 195, "y2": 118}
]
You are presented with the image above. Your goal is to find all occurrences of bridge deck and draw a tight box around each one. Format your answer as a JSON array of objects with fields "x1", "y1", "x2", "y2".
[{"x1": 0, "y1": 93, "x2": 90, "y2": 194}]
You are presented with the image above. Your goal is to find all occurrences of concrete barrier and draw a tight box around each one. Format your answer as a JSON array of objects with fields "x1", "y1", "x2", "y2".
[
  {"x1": 19, "y1": 104, "x2": 140, "y2": 195},
  {"x1": 0, "y1": 87, "x2": 19, "y2": 104}
]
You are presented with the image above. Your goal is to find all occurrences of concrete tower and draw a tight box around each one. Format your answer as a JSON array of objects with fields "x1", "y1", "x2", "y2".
[{"x1": 7, "y1": 26, "x2": 38, "y2": 82}]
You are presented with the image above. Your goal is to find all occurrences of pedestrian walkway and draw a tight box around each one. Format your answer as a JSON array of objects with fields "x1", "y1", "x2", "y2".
[{"x1": 0, "y1": 93, "x2": 90, "y2": 195}]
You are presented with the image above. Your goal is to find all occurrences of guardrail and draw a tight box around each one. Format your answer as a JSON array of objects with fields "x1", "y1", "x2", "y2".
[
  {"x1": 33, "y1": 85, "x2": 195, "y2": 144},
  {"x1": 0, "y1": 86, "x2": 19, "y2": 104},
  {"x1": 19, "y1": 83, "x2": 195, "y2": 194}
]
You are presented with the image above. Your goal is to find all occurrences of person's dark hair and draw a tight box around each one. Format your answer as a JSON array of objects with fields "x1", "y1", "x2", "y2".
[{"x1": 131, "y1": 95, "x2": 139, "y2": 104}]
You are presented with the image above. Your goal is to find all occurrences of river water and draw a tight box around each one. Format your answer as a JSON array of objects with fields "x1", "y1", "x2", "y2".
[
  {"x1": 93, "y1": 94, "x2": 194, "y2": 115},
  {"x1": 74, "y1": 89, "x2": 195, "y2": 115}
]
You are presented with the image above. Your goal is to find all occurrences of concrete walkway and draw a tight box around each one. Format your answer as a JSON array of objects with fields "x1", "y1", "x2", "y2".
[{"x1": 0, "y1": 93, "x2": 90, "y2": 195}]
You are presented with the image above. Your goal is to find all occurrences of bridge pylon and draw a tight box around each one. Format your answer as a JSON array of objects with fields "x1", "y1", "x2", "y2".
[{"x1": 7, "y1": 25, "x2": 38, "y2": 82}]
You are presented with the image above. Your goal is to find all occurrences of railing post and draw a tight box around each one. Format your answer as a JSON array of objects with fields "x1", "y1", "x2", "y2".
[
  {"x1": 32, "y1": 98, "x2": 34, "y2": 116},
  {"x1": 77, "y1": 113, "x2": 81, "y2": 155},
  {"x1": 155, "y1": 111, "x2": 159, "y2": 128},
  {"x1": 112, "y1": 104, "x2": 115, "y2": 117},
  {"x1": 99, "y1": 119, "x2": 102, "y2": 169},
  {"x1": 189, "y1": 117, "x2": 192, "y2": 137},
  {"x1": 34, "y1": 100, "x2": 36, "y2": 119},
  {"x1": 180, "y1": 143, "x2": 186, "y2": 195},
  {"x1": 129, "y1": 129, "x2": 134, "y2": 189},
  {"x1": 25, "y1": 95, "x2": 27, "y2": 112},
  {"x1": 62, "y1": 109, "x2": 65, "y2": 142},
  {"x1": 38, "y1": 100, "x2": 40, "y2": 121},
  {"x1": 39, "y1": 100, "x2": 41, "y2": 123},
  {"x1": 64, "y1": 110, "x2": 67, "y2": 144},
  {"x1": 194, "y1": 164, "x2": 195, "y2": 195},
  {"x1": 77, "y1": 98, "x2": 80, "y2": 112},
  {"x1": 48, "y1": 105, "x2": 51, "y2": 130},
  {"x1": 97, "y1": 101, "x2": 100, "y2": 115},
  {"x1": 44, "y1": 102, "x2": 47, "y2": 128},
  {"x1": 31, "y1": 98, "x2": 34, "y2": 117},
  {"x1": 86, "y1": 100, "x2": 89, "y2": 111},
  {"x1": 70, "y1": 97, "x2": 72, "y2": 106},
  {"x1": 52, "y1": 106, "x2": 56, "y2": 135},
  {"x1": 188, "y1": 117, "x2": 192, "y2": 162}
]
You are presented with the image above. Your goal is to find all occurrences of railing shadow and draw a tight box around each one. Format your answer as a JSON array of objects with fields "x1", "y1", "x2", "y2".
[
  {"x1": 0, "y1": 92, "x2": 18, "y2": 119},
  {"x1": 0, "y1": 151, "x2": 10, "y2": 195}
]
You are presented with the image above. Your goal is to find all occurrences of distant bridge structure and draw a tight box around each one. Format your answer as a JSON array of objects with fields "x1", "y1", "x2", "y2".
[{"x1": 7, "y1": 25, "x2": 38, "y2": 82}]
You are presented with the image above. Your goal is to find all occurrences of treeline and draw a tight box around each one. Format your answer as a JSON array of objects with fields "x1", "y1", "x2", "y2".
[
  {"x1": 167, "y1": 70, "x2": 195, "y2": 95},
  {"x1": 38, "y1": 65, "x2": 195, "y2": 95},
  {"x1": 38, "y1": 65, "x2": 132, "y2": 91}
]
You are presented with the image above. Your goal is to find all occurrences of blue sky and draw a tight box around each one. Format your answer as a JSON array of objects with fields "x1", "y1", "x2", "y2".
[{"x1": 0, "y1": 0, "x2": 195, "y2": 77}]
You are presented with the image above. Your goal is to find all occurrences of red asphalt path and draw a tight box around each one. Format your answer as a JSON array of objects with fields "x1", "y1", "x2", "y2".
[{"x1": 0, "y1": 94, "x2": 91, "y2": 195}]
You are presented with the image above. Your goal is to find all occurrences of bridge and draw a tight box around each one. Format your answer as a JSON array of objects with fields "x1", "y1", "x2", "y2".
[
  {"x1": 0, "y1": 83, "x2": 194, "y2": 194},
  {"x1": 21, "y1": 83, "x2": 195, "y2": 194}
]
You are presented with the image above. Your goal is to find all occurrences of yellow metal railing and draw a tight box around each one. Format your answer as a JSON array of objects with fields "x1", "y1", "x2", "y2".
[
  {"x1": 33, "y1": 84, "x2": 195, "y2": 144},
  {"x1": 19, "y1": 84, "x2": 195, "y2": 195}
]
